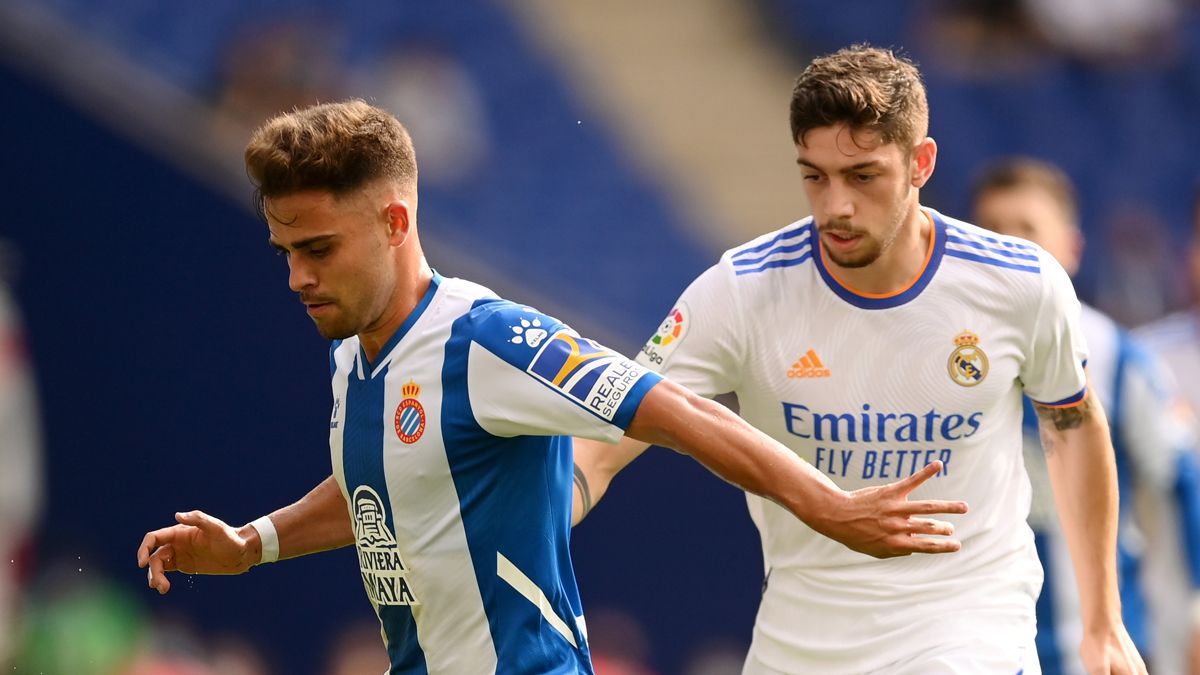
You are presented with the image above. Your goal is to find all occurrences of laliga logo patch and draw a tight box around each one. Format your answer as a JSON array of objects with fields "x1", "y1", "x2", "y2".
[
  {"x1": 394, "y1": 379, "x2": 426, "y2": 443},
  {"x1": 640, "y1": 303, "x2": 688, "y2": 366},
  {"x1": 948, "y1": 330, "x2": 988, "y2": 387},
  {"x1": 509, "y1": 316, "x2": 549, "y2": 348}
]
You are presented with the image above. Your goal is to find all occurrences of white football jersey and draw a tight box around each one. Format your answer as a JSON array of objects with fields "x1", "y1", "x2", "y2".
[{"x1": 636, "y1": 209, "x2": 1088, "y2": 674}]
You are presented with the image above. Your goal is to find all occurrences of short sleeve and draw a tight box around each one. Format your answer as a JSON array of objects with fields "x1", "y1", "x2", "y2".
[
  {"x1": 1020, "y1": 249, "x2": 1089, "y2": 406},
  {"x1": 464, "y1": 300, "x2": 663, "y2": 441},
  {"x1": 634, "y1": 261, "x2": 744, "y2": 398}
]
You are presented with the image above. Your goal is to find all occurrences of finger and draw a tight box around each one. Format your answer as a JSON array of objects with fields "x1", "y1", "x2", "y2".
[
  {"x1": 147, "y1": 548, "x2": 171, "y2": 594},
  {"x1": 900, "y1": 499, "x2": 969, "y2": 516},
  {"x1": 890, "y1": 534, "x2": 962, "y2": 555},
  {"x1": 889, "y1": 460, "x2": 943, "y2": 495},
  {"x1": 906, "y1": 517, "x2": 954, "y2": 537},
  {"x1": 150, "y1": 543, "x2": 178, "y2": 573},
  {"x1": 176, "y1": 510, "x2": 222, "y2": 533},
  {"x1": 137, "y1": 526, "x2": 179, "y2": 567}
]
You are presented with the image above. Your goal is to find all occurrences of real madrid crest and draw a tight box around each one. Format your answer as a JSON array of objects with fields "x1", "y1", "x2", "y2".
[
  {"x1": 948, "y1": 330, "x2": 988, "y2": 387},
  {"x1": 394, "y1": 379, "x2": 426, "y2": 443}
]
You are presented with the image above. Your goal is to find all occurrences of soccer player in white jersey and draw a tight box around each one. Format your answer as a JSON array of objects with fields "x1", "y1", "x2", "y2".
[
  {"x1": 572, "y1": 46, "x2": 1145, "y2": 674},
  {"x1": 1136, "y1": 186, "x2": 1200, "y2": 675},
  {"x1": 133, "y1": 100, "x2": 969, "y2": 674},
  {"x1": 973, "y1": 157, "x2": 1200, "y2": 675}
]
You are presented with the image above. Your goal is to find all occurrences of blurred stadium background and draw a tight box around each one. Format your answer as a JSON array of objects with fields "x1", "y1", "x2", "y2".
[{"x1": 1, "y1": 0, "x2": 1199, "y2": 673}]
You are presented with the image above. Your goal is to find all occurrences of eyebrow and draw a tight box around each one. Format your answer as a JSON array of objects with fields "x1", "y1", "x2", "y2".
[
  {"x1": 796, "y1": 159, "x2": 885, "y2": 173},
  {"x1": 268, "y1": 234, "x2": 337, "y2": 252}
]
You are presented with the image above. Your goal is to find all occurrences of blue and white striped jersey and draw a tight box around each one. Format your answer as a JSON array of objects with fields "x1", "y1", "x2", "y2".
[
  {"x1": 328, "y1": 273, "x2": 662, "y2": 674},
  {"x1": 1024, "y1": 305, "x2": 1200, "y2": 675}
]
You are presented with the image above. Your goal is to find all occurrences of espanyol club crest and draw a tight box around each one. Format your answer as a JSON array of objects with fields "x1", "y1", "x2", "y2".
[
  {"x1": 948, "y1": 330, "x2": 988, "y2": 387},
  {"x1": 394, "y1": 379, "x2": 426, "y2": 444}
]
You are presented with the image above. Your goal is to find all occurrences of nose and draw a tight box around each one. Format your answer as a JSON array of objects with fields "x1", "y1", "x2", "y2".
[
  {"x1": 288, "y1": 257, "x2": 316, "y2": 293},
  {"x1": 824, "y1": 179, "x2": 855, "y2": 220}
]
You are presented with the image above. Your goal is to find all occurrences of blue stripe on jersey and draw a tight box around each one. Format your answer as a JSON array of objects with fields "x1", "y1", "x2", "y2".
[
  {"x1": 729, "y1": 222, "x2": 809, "y2": 260},
  {"x1": 1032, "y1": 531, "x2": 1065, "y2": 675},
  {"x1": 730, "y1": 233, "x2": 813, "y2": 267},
  {"x1": 440, "y1": 299, "x2": 593, "y2": 674},
  {"x1": 330, "y1": 339, "x2": 342, "y2": 378},
  {"x1": 811, "y1": 213, "x2": 947, "y2": 310},
  {"x1": 945, "y1": 225, "x2": 1037, "y2": 251},
  {"x1": 1030, "y1": 384, "x2": 1088, "y2": 408},
  {"x1": 342, "y1": 362, "x2": 429, "y2": 674},
  {"x1": 943, "y1": 249, "x2": 1041, "y2": 273},
  {"x1": 734, "y1": 251, "x2": 813, "y2": 276},
  {"x1": 1174, "y1": 452, "x2": 1200, "y2": 585},
  {"x1": 944, "y1": 234, "x2": 1040, "y2": 261}
]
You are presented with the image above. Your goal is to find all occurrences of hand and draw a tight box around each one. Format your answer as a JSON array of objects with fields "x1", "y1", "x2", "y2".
[
  {"x1": 811, "y1": 461, "x2": 969, "y2": 558},
  {"x1": 1080, "y1": 625, "x2": 1146, "y2": 675},
  {"x1": 136, "y1": 510, "x2": 260, "y2": 594}
]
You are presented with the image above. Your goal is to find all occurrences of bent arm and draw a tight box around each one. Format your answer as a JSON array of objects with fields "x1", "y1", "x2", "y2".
[
  {"x1": 619, "y1": 379, "x2": 967, "y2": 558},
  {"x1": 1037, "y1": 395, "x2": 1146, "y2": 673},
  {"x1": 137, "y1": 475, "x2": 353, "y2": 594},
  {"x1": 266, "y1": 474, "x2": 354, "y2": 560}
]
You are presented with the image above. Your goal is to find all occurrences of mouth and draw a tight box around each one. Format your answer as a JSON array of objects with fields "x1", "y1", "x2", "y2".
[
  {"x1": 822, "y1": 230, "x2": 863, "y2": 251},
  {"x1": 304, "y1": 300, "x2": 335, "y2": 316}
]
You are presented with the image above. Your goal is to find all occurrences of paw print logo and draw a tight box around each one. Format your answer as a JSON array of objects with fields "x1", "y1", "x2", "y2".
[{"x1": 510, "y1": 317, "x2": 549, "y2": 348}]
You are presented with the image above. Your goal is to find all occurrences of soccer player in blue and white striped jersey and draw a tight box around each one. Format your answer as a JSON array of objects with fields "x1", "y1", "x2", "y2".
[
  {"x1": 974, "y1": 158, "x2": 1200, "y2": 675},
  {"x1": 135, "y1": 100, "x2": 968, "y2": 674}
]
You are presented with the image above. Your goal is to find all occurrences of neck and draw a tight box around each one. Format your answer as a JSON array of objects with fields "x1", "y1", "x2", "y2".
[
  {"x1": 359, "y1": 255, "x2": 434, "y2": 363},
  {"x1": 823, "y1": 204, "x2": 931, "y2": 295}
]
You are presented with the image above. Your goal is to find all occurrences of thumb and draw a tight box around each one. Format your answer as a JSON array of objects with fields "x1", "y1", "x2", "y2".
[{"x1": 175, "y1": 510, "x2": 224, "y2": 532}]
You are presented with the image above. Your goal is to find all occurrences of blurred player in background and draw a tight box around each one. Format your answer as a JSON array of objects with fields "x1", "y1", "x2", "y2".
[
  {"x1": 973, "y1": 157, "x2": 1200, "y2": 675},
  {"x1": 573, "y1": 45, "x2": 1144, "y2": 674},
  {"x1": 1136, "y1": 182, "x2": 1200, "y2": 675},
  {"x1": 0, "y1": 254, "x2": 43, "y2": 667},
  {"x1": 135, "y1": 100, "x2": 967, "y2": 674}
]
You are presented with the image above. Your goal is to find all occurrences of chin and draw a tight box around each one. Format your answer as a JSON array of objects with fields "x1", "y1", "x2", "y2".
[{"x1": 313, "y1": 320, "x2": 358, "y2": 341}]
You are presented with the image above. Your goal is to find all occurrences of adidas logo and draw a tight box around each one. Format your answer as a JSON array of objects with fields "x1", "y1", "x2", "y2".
[{"x1": 787, "y1": 349, "x2": 831, "y2": 378}]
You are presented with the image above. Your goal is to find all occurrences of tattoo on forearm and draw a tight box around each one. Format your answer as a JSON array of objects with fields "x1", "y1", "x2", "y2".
[
  {"x1": 1034, "y1": 396, "x2": 1093, "y2": 455},
  {"x1": 573, "y1": 464, "x2": 593, "y2": 518}
]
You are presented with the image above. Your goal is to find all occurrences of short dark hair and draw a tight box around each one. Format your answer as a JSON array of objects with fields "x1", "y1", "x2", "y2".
[
  {"x1": 244, "y1": 99, "x2": 417, "y2": 217},
  {"x1": 972, "y1": 157, "x2": 1079, "y2": 228},
  {"x1": 789, "y1": 45, "x2": 929, "y2": 149}
]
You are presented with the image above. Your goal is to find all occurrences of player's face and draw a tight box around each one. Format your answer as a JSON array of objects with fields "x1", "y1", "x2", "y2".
[
  {"x1": 265, "y1": 189, "x2": 398, "y2": 340},
  {"x1": 973, "y1": 186, "x2": 1081, "y2": 275},
  {"x1": 796, "y1": 125, "x2": 922, "y2": 269}
]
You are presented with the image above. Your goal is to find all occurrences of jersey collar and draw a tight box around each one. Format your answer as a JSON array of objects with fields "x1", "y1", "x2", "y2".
[
  {"x1": 812, "y1": 209, "x2": 946, "y2": 310},
  {"x1": 358, "y1": 271, "x2": 443, "y2": 378}
]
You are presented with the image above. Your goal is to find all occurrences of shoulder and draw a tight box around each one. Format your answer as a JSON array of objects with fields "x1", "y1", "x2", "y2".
[
  {"x1": 719, "y1": 217, "x2": 815, "y2": 278},
  {"x1": 1135, "y1": 310, "x2": 1199, "y2": 352},
  {"x1": 937, "y1": 211, "x2": 1044, "y2": 277}
]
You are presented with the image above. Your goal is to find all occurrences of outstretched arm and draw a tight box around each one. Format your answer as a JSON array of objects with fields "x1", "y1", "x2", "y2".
[
  {"x1": 137, "y1": 475, "x2": 353, "y2": 594},
  {"x1": 1036, "y1": 394, "x2": 1146, "y2": 675},
  {"x1": 605, "y1": 379, "x2": 967, "y2": 558}
]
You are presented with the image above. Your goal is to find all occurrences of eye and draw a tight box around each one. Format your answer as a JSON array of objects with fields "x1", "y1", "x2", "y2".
[
  {"x1": 802, "y1": 173, "x2": 823, "y2": 183},
  {"x1": 309, "y1": 246, "x2": 331, "y2": 259},
  {"x1": 854, "y1": 173, "x2": 876, "y2": 184}
]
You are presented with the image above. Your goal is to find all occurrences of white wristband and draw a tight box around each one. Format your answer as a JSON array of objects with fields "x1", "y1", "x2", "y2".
[{"x1": 249, "y1": 515, "x2": 279, "y2": 564}]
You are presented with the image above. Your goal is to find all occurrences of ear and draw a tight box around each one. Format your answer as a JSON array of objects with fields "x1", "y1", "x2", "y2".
[
  {"x1": 385, "y1": 201, "x2": 412, "y2": 247},
  {"x1": 910, "y1": 137, "x2": 937, "y2": 188}
]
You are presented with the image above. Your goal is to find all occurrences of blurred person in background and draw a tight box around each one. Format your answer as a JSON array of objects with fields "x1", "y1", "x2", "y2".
[
  {"x1": 136, "y1": 100, "x2": 964, "y2": 674},
  {"x1": 1136, "y1": 182, "x2": 1200, "y2": 675},
  {"x1": 973, "y1": 157, "x2": 1200, "y2": 675},
  {"x1": 573, "y1": 45, "x2": 1144, "y2": 674},
  {"x1": 0, "y1": 243, "x2": 42, "y2": 667}
]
